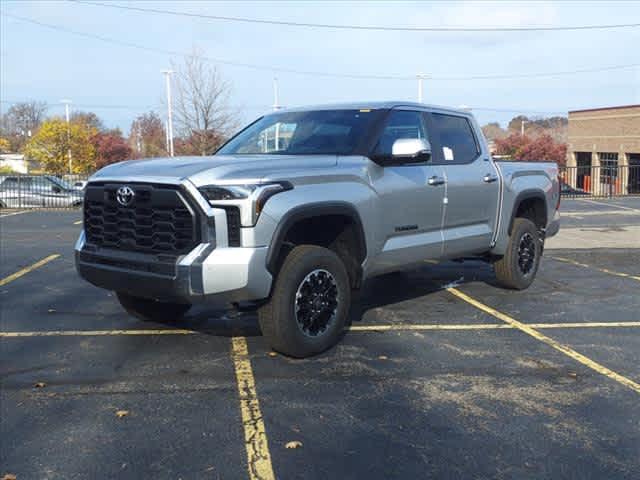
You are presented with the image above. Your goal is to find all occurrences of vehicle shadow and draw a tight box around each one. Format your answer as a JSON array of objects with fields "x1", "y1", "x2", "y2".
[{"x1": 172, "y1": 260, "x2": 498, "y2": 339}]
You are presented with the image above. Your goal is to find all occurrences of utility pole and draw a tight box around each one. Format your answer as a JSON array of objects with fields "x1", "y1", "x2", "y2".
[
  {"x1": 272, "y1": 77, "x2": 281, "y2": 111},
  {"x1": 416, "y1": 73, "x2": 429, "y2": 103},
  {"x1": 161, "y1": 70, "x2": 175, "y2": 157},
  {"x1": 61, "y1": 99, "x2": 72, "y2": 173},
  {"x1": 165, "y1": 120, "x2": 170, "y2": 154},
  {"x1": 521, "y1": 119, "x2": 528, "y2": 137}
]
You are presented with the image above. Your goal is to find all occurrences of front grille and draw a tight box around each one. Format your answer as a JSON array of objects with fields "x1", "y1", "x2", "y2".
[{"x1": 84, "y1": 183, "x2": 199, "y2": 255}]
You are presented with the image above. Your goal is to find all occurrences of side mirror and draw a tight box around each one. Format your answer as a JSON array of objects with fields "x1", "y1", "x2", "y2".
[{"x1": 391, "y1": 138, "x2": 432, "y2": 162}]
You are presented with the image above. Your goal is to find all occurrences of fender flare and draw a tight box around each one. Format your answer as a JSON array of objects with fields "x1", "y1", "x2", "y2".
[
  {"x1": 508, "y1": 189, "x2": 548, "y2": 234},
  {"x1": 265, "y1": 202, "x2": 367, "y2": 274}
]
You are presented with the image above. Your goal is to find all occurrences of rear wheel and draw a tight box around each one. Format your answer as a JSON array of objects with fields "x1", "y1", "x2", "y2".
[
  {"x1": 258, "y1": 245, "x2": 351, "y2": 358},
  {"x1": 494, "y1": 217, "x2": 543, "y2": 290},
  {"x1": 116, "y1": 292, "x2": 191, "y2": 322}
]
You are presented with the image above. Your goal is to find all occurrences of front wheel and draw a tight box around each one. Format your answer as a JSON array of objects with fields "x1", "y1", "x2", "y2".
[
  {"x1": 258, "y1": 245, "x2": 351, "y2": 358},
  {"x1": 494, "y1": 217, "x2": 543, "y2": 290},
  {"x1": 116, "y1": 292, "x2": 191, "y2": 322}
]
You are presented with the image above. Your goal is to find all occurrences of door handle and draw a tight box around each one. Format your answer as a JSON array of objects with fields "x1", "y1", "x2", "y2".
[
  {"x1": 483, "y1": 173, "x2": 498, "y2": 183},
  {"x1": 428, "y1": 176, "x2": 445, "y2": 186}
]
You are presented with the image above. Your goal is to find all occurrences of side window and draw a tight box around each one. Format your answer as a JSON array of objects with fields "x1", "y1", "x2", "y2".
[
  {"x1": 0, "y1": 177, "x2": 19, "y2": 190},
  {"x1": 374, "y1": 111, "x2": 428, "y2": 157},
  {"x1": 19, "y1": 177, "x2": 33, "y2": 190},
  {"x1": 431, "y1": 113, "x2": 479, "y2": 164}
]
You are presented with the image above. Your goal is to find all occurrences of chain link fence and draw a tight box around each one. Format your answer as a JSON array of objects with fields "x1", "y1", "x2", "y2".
[
  {"x1": 559, "y1": 165, "x2": 640, "y2": 198},
  {"x1": 0, "y1": 173, "x2": 90, "y2": 209}
]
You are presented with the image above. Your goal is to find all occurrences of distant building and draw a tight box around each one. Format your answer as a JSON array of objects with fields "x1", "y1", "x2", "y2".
[
  {"x1": 0, "y1": 154, "x2": 28, "y2": 174},
  {"x1": 566, "y1": 105, "x2": 640, "y2": 195}
]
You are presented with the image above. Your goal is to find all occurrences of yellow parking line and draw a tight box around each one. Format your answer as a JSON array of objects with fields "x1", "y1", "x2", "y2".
[
  {"x1": 0, "y1": 329, "x2": 195, "y2": 337},
  {"x1": 530, "y1": 322, "x2": 640, "y2": 329},
  {"x1": 349, "y1": 322, "x2": 640, "y2": 332},
  {"x1": 552, "y1": 256, "x2": 640, "y2": 282},
  {"x1": 0, "y1": 210, "x2": 29, "y2": 218},
  {"x1": 575, "y1": 198, "x2": 640, "y2": 212},
  {"x1": 3, "y1": 321, "x2": 640, "y2": 338},
  {"x1": 230, "y1": 337, "x2": 275, "y2": 480},
  {"x1": 447, "y1": 287, "x2": 640, "y2": 394},
  {"x1": 351, "y1": 324, "x2": 510, "y2": 331},
  {"x1": 0, "y1": 254, "x2": 61, "y2": 287}
]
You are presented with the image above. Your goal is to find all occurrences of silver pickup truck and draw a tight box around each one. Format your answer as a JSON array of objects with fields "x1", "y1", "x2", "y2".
[{"x1": 76, "y1": 102, "x2": 560, "y2": 357}]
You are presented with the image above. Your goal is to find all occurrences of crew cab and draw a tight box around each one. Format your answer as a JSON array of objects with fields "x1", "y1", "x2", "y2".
[{"x1": 76, "y1": 102, "x2": 560, "y2": 357}]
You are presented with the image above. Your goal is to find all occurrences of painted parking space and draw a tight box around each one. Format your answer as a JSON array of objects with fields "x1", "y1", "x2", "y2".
[
  {"x1": 2, "y1": 209, "x2": 640, "y2": 479},
  {"x1": 1, "y1": 335, "x2": 248, "y2": 479},
  {"x1": 0, "y1": 210, "x2": 81, "y2": 277},
  {"x1": 246, "y1": 327, "x2": 640, "y2": 479}
]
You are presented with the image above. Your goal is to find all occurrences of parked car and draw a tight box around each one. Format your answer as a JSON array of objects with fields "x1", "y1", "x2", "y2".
[
  {"x1": 76, "y1": 102, "x2": 560, "y2": 357},
  {"x1": 0, "y1": 175, "x2": 84, "y2": 208},
  {"x1": 560, "y1": 180, "x2": 589, "y2": 196}
]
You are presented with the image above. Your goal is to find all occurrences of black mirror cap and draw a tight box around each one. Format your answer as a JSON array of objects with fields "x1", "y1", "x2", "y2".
[{"x1": 370, "y1": 151, "x2": 431, "y2": 166}]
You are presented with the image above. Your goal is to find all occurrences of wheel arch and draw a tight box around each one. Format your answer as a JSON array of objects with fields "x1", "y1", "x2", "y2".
[
  {"x1": 508, "y1": 190, "x2": 548, "y2": 235},
  {"x1": 265, "y1": 202, "x2": 367, "y2": 286}
]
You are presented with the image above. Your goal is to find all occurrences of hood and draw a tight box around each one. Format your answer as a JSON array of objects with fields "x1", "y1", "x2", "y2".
[{"x1": 91, "y1": 155, "x2": 338, "y2": 185}]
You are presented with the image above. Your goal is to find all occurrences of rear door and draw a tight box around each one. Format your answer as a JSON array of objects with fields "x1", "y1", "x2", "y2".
[
  {"x1": 368, "y1": 109, "x2": 446, "y2": 274},
  {"x1": 429, "y1": 112, "x2": 500, "y2": 258}
]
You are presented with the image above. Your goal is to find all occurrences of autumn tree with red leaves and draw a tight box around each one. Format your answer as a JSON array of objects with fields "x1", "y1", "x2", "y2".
[
  {"x1": 494, "y1": 133, "x2": 567, "y2": 166},
  {"x1": 93, "y1": 130, "x2": 133, "y2": 169}
]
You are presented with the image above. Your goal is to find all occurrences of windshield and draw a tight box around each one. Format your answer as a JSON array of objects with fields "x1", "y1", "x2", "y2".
[
  {"x1": 217, "y1": 109, "x2": 381, "y2": 156},
  {"x1": 46, "y1": 176, "x2": 73, "y2": 190}
]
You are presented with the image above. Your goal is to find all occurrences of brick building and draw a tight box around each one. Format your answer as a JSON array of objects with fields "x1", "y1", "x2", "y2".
[{"x1": 566, "y1": 105, "x2": 640, "y2": 195}]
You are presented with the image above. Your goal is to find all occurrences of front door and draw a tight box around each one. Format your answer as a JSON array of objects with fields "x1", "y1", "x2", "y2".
[
  {"x1": 429, "y1": 112, "x2": 500, "y2": 258},
  {"x1": 368, "y1": 109, "x2": 445, "y2": 275}
]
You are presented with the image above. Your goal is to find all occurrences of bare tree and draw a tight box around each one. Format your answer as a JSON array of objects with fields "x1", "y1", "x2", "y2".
[
  {"x1": 128, "y1": 111, "x2": 167, "y2": 158},
  {"x1": 171, "y1": 49, "x2": 237, "y2": 156},
  {"x1": 0, "y1": 101, "x2": 48, "y2": 151}
]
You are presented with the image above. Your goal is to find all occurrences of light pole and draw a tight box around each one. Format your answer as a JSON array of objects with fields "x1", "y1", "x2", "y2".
[
  {"x1": 416, "y1": 73, "x2": 429, "y2": 103},
  {"x1": 273, "y1": 77, "x2": 281, "y2": 151},
  {"x1": 161, "y1": 70, "x2": 175, "y2": 157},
  {"x1": 61, "y1": 99, "x2": 72, "y2": 173}
]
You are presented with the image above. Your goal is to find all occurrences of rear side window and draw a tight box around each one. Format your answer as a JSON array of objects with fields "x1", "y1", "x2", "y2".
[{"x1": 431, "y1": 113, "x2": 479, "y2": 164}]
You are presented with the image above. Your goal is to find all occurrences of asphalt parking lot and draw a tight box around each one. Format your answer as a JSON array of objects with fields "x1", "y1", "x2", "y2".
[{"x1": 1, "y1": 197, "x2": 640, "y2": 480}]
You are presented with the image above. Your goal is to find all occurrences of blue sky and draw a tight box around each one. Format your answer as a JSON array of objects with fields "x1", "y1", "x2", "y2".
[{"x1": 2, "y1": 0, "x2": 639, "y2": 134}]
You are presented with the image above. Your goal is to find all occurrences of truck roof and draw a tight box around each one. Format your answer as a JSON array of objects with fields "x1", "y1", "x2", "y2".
[{"x1": 277, "y1": 101, "x2": 473, "y2": 116}]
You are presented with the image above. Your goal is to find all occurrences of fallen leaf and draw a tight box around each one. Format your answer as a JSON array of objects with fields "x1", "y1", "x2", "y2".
[
  {"x1": 378, "y1": 355, "x2": 388, "y2": 360},
  {"x1": 115, "y1": 410, "x2": 129, "y2": 418},
  {"x1": 2, "y1": 474, "x2": 17, "y2": 480},
  {"x1": 268, "y1": 351, "x2": 278, "y2": 357},
  {"x1": 34, "y1": 382, "x2": 46, "y2": 388},
  {"x1": 285, "y1": 441, "x2": 303, "y2": 449},
  {"x1": 568, "y1": 372, "x2": 578, "y2": 379}
]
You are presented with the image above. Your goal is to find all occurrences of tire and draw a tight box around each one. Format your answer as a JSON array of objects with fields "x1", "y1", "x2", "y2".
[
  {"x1": 494, "y1": 217, "x2": 543, "y2": 290},
  {"x1": 258, "y1": 245, "x2": 351, "y2": 358},
  {"x1": 116, "y1": 292, "x2": 191, "y2": 322}
]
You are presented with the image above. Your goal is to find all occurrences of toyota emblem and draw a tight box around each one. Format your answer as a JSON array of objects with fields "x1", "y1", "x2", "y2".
[{"x1": 116, "y1": 186, "x2": 135, "y2": 206}]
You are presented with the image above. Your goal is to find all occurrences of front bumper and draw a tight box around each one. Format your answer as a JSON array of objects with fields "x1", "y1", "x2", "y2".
[{"x1": 76, "y1": 231, "x2": 272, "y2": 303}]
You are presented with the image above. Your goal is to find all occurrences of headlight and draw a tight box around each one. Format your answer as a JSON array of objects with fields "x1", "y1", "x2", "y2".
[
  {"x1": 199, "y1": 185, "x2": 257, "y2": 201},
  {"x1": 198, "y1": 182, "x2": 292, "y2": 226}
]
